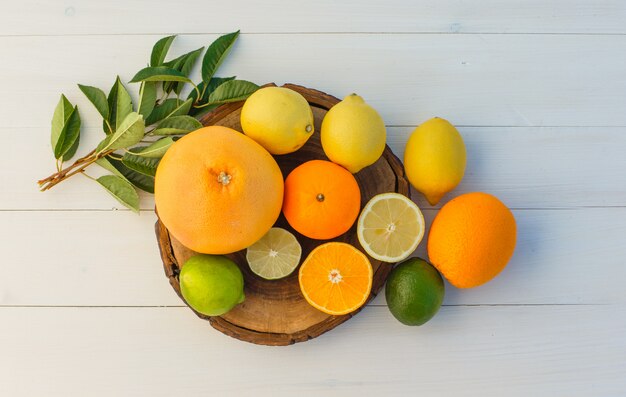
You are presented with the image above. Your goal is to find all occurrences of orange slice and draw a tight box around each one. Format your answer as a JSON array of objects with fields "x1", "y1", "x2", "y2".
[{"x1": 298, "y1": 242, "x2": 373, "y2": 315}]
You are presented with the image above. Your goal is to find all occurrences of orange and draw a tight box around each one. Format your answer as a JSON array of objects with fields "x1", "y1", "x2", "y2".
[
  {"x1": 427, "y1": 192, "x2": 516, "y2": 288},
  {"x1": 282, "y1": 160, "x2": 361, "y2": 240},
  {"x1": 299, "y1": 242, "x2": 373, "y2": 315},
  {"x1": 155, "y1": 126, "x2": 284, "y2": 254}
]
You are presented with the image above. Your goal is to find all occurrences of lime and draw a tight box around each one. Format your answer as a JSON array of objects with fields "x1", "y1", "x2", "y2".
[
  {"x1": 179, "y1": 254, "x2": 245, "y2": 316},
  {"x1": 385, "y1": 257, "x2": 444, "y2": 326},
  {"x1": 246, "y1": 228, "x2": 302, "y2": 280},
  {"x1": 357, "y1": 192, "x2": 425, "y2": 262}
]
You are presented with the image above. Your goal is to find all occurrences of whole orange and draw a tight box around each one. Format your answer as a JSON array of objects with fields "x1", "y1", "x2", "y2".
[
  {"x1": 283, "y1": 160, "x2": 361, "y2": 240},
  {"x1": 427, "y1": 192, "x2": 516, "y2": 288},
  {"x1": 155, "y1": 126, "x2": 284, "y2": 254}
]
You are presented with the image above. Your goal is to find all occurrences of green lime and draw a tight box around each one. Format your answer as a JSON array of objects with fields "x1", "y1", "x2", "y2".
[
  {"x1": 179, "y1": 254, "x2": 245, "y2": 316},
  {"x1": 385, "y1": 257, "x2": 444, "y2": 326}
]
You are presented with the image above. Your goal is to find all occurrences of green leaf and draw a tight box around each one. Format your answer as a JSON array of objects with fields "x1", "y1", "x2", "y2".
[
  {"x1": 138, "y1": 82, "x2": 157, "y2": 120},
  {"x1": 51, "y1": 94, "x2": 74, "y2": 155},
  {"x1": 96, "y1": 175, "x2": 140, "y2": 213},
  {"x1": 201, "y1": 30, "x2": 239, "y2": 82},
  {"x1": 95, "y1": 157, "x2": 130, "y2": 182},
  {"x1": 104, "y1": 76, "x2": 133, "y2": 134},
  {"x1": 130, "y1": 66, "x2": 192, "y2": 84},
  {"x1": 145, "y1": 98, "x2": 193, "y2": 125},
  {"x1": 97, "y1": 112, "x2": 145, "y2": 152},
  {"x1": 150, "y1": 35, "x2": 176, "y2": 67},
  {"x1": 52, "y1": 94, "x2": 73, "y2": 129},
  {"x1": 207, "y1": 80, "x2": 259, "y2": 105},
  {"x1": 188, "y1": 77, "x2": 235, "y2": 116},
  {"x1": 77, "y1": 84, "x2": 109, "y2": 120},
  {"x1": 103, "y1": 157, "x2": 155, "y2": 193},
  {"x1": 188, "y1": 76, "x2": 235, "y2": 105},
  {"x1": 163, "y1": 46, "x2": 204, "y2": 94},
  {"x1": 131, "y1": 137, "x2": 174, "y2": 158},
  {"x1": 63, "y1": 132, "x2": 81, "y2": 161},
  {"x1": 152, "y1": 115, "x2": 202, "y2": 135},
  {"x1": 122, "y1": 151, "x2": 160, "y2": 177},
  {"x1": 162, "y1": 58, "x2": 185, "y2": 94},
  {"x1": 52, "y1": 105, "x2": 81, "y2": 159}
]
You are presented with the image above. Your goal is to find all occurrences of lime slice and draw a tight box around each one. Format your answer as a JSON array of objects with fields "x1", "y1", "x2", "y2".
[
  {"x1": 246, "y1": 228, "x2": 302, "y2": 280},
  {"x1": 357, "y1": 193, "x2": 425, "y2": 262}
]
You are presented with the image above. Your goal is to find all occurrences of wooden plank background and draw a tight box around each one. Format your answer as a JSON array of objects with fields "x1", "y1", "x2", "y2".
[{"x1": 0, "y1": 1, "x2": 625, "y2": 395}]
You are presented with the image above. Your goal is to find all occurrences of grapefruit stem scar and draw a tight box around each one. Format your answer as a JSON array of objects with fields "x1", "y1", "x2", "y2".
[{"x1": 217, "y1": 171, "x2": 232, "y2": 186}]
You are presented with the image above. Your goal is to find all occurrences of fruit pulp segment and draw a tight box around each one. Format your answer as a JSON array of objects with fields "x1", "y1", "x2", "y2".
[
  {"x1": 361, "y1": 197, "x2": 422, "y2": 256},
  {"x1": 246, "y1": 228, "x2": 301, "y2": 279},
  {"x1": 300, "y1": 243, "x2": 372, "y2": 314}
]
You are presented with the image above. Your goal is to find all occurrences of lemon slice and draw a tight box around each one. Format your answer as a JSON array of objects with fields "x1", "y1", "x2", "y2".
[
  {"x1": 357, "y1": 193, "x2": 425, "y2": 262},
  {"x1": 246, "y1": 228, "x2": 302, "y2": 280}
]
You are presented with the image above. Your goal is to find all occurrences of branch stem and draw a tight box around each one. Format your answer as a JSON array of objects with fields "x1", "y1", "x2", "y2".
[
  {"x1": 37, "y1": 149, "x2": 113, "y2": 191},
  {"x1": 193, "y1": 101, "x2": 217, "y2": 109}
]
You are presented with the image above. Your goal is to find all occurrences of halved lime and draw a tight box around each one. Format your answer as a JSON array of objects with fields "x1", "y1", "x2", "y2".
[
  {"x1": 357, "y1": 193, "x2": 425, "y2": 262},
  {"x1": 246, "y1": 227, "x2": 302, "y2": 280}
]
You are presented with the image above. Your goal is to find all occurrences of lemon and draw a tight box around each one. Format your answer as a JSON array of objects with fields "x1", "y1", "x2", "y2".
[
  {"x1": 357, "y1": 193, "x2": 425, "y2": 263},
  {"x1": 246, "y1": 228, "x2": 302, "y2": 280},
  {"x1": 404, "y1": 117, "x2": 466, "y2": 205},
  {"x1": 179, "y1": 254, "x2": 245, "y2": 316},
  {"x1": 386, "y1": 257, "x2": 444, "y2": 326},
  {"x1": 321, "y1": 94, "x2": 386, "y2": 173},
  {"x1": 240, "y1": 87, "x2": 314, "y2": 155}
]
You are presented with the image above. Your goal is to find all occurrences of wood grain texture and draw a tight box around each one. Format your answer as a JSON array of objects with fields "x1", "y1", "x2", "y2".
[
  {"x1": 2, "y1": 0, "x2": 626, "y2": 35},
  {"x1": 1, "y1": 34, "x2": 625, "y2": 129},
  {"x1": 0, "y1": 305, "x2": 624, "y2": 396},
  {"x1": 7, "y1": 127, "x2": 625, "y2": 210},
  {"x1": 0, "y1": 1, "x2": 624, "y2": 394},
  {"x1": 2, "y1": 208, "x2": 624, "y2": 307},
  {"x1": 157, "y1": 85, "x2": 409, "y2": 345}
]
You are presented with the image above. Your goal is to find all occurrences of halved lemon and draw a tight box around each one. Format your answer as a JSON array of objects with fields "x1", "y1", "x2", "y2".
[
  {"x1": 246, "y1": 228, "x2": 302, "y2": 280},
  {"x1": 357, "y1": 193, "x2": 425, "y2": 262}
]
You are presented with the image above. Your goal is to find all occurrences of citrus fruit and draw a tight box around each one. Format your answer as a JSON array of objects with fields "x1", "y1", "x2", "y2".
[
  {"x1": 299, "y1": 242, "x2": 373, "y2": 315},
  {"x1": 428, "y1": 192, "x2": 517, "y2": 288},
  {"x1": 321, "y1": 93, "x2": 386, "y2": 173},
  {"x1": 385, "y1": 258, "x2": 444, "y2": 326},
  {"x1": 283, "y1": 160, "x2": 361, "y2": 240},
  {"x1": 404, "y1": 117, "x2": 466, "y2": 205},
  {"x1": 179, "y1": 254, "x2": 245, "y2": 316},
  {"x1": 155, "y1": 126, "x2": 284, "y2": 254},
  {"x1": 357, "y1": 193, "x2": 425, "y2": 262},
  {"x1": 246, "y1": 227, "x2": 302, "y2": 280},
  {"x1": 240, "y1": 86, "x2": 314, "y2": 155}
]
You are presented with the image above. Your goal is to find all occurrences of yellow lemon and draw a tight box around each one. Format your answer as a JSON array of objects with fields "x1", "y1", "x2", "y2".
[
  {"x1": 240, "y1": 87, "x2": 314, "y2": 155},
  {"x1": 404, "y1": 117, "x2": 466, "y2": 205},
  {"x1": 321, "y1": 94, "x2": 386, "y2": 173}
]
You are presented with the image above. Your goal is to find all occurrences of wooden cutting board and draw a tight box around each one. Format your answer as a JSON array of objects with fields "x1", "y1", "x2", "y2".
[{"x1": 155, "y1": 84, "x2": 409, "y2": 346}]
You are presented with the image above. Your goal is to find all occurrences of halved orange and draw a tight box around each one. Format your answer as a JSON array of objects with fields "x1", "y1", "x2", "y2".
[{"x1": 298, "y1": 242, "x2": 373, "y2": 315}]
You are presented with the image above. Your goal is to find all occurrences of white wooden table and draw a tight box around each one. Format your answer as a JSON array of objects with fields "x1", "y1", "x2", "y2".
[{"x1": 1, "y1": 1, "x2": 625, "y2": 395}]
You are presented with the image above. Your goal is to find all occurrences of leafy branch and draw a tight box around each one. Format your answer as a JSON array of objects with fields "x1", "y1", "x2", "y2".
[{"x1": 37, "y1": 30, "x2": 259, "y2": 212}]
